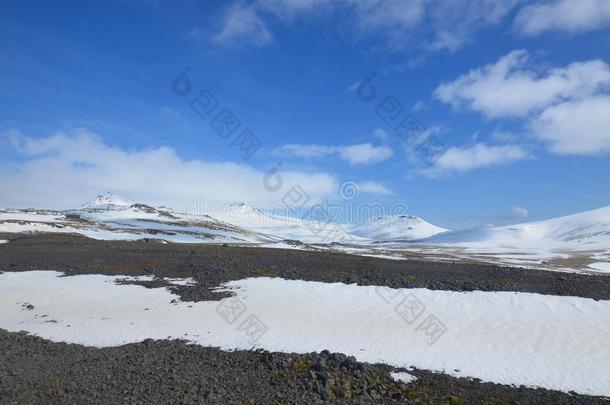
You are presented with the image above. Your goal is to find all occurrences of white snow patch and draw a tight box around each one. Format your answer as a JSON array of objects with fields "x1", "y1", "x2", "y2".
[
  {"x1": 0, "y1": 210, "x2": 66, "y2": 223},
  {"x1": 390, "y1": 372, "x2": 417, "y2": 384},
  {"x1": 358, "y1": 253, "x2": 407, "y2": 261},
  {"x1": 256, "y1": 241, "x2": 314, "y2": 251},
  {"x1": 0, "y1": 240, "x2": 8, "y2": 244},
  {"x1": 0, "y1": 220, "x2": 256, "y2": 244},
  {"x1": 588, "y1": 262, "x2": 610, "y2": 273},
  {"x1": 164, "y1": 277, "x2": 197, "y2": 286},
  {"x1": 1, "y1": 271, "x2": 609, "y2": 396},
  {"x1": 115, "y1": 275, "x2": 156, "y2": 283}
]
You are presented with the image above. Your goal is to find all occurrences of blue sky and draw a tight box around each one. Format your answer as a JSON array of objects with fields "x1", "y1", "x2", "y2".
[{"x1": 1, "y1": 0, "x2": 610, "y2": 229}]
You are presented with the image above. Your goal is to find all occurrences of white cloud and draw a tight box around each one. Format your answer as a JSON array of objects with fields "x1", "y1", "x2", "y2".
[
  {"x1": 211, "y1": 3, "x2": 273, "y2": 48},
  {"x1": 435, "y1": 50, "x2": 610, "y2": 118},
  {"x1": 422, "y1": 0, "x2": 523, "y2": 52},
  {"x1": 273, "y1": 144, "x2": 336, "y2": 159},
  {"x1": 274, "y1": 143, "x2": 393, "y2": 165},
  {"x1": 511, "y1": 206, "x2": 529, "y2": 219},
  {"x1": 358, "y1": 181, "x2": 392, "y2": 195},
  {"x1": 257, "y1": 0, "x2": 426, "y2": 46},
  {"x1": 530, "y1": 96, "x2": 610, "y2": 155},
  {"x1": 210, "y1": 0, "x2": 522, "y2": 52},
  {"x1": 338, "y1": 143, "x2": 394, "y2": 165},
  {"x1": 0, "y1": 129, "x2": 338, "y2": 210},
  {"x1": 490, "y1": 130, "x2": 519, "y2": 143},
  {"x1": 344, "y1": 0, "x2": 426, "y2": 45},
  {"x1": 436, "y1": 50, "x2": 610, "y2": 156},
  {"x1": 515, "y1": 0, "x2": 610, "y2": 36},
  {"x1": 258, "y1": 0, "x2": 326, "y2": 20},
  {"x1": 347, "y1": 0, "x2": 522, "y2": 51},
  {"x1": 372, "y1": 128, "x2": 388, "y2": 141},
  {"x1": 412, "y1": 101, "x2": 427, "y2": 111},
  {"x1": 425, "y1": 143, "x2": 529, "y2": 176}
]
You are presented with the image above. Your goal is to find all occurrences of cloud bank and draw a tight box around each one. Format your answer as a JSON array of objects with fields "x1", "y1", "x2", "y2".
[
  {"x1": 204, "y1": 0, "x2": 610, "y2": 53},
  {"x1": 515, "y1": 0, "x2": 610, "y2": 36},
  {"x1": 274, "y1": 143, "x2": 394, "y2": 165},
  {"x1": 435, "y1": 50, "x2": 610, "y2": 156},
  {"x1": 435, "y1": 50, "x2": 610, "y2": 119},
  {"x1": 208, "y1": 0, "x2": 522, "y2": 52},
  {"x1": 425, "y1": 143, "x2": 529, "y2": 176},
  {"x1": 0, "y1": 129, "x2": 340, "y2": 210}
]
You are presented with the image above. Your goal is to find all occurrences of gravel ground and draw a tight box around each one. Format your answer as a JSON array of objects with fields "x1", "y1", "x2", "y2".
[
  {"x1": 0, "y1": 233, "x2": 608, "y2": 301},
  {"x1": 1, "y1": 330, "x2": 607, "y2": 404},
  {"x1": 1, "y1": 233, "x2": 609, "y2": 404}
]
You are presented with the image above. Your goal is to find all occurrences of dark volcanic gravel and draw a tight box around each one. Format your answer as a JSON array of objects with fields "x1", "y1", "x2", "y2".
[
  {"x1": 1, "y1": 233, "x2": 609, "y2": 404},
  {"x1": 1, "y1": 330, "x2": 606, "y2": 404},
  {"x1": 0, "y1": 233, "x2": 608, "y2": 301}
]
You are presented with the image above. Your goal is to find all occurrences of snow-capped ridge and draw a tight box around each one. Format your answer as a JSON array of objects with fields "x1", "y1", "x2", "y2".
[
  {"x1": 221, "y1": 201, "x2": 266, "y2": 216},
  {"x1": 371, "y1": 214, "x2": 426, "y2": 224},
  {"x1": 411, "y1": 205, "x2": 610, "y2": 270},
  {"x1": 349, "y1": 214, "x2": 448, "y2": 241},
  {"x1": 81, "y1": 192, "x2": 135, "y2": 210},
  {"x1": 2, "y1": 194, "x2": 609, "y2": 271},
  {"x1": 425, "y1": 205, "x2": 610, "y2": 245}
]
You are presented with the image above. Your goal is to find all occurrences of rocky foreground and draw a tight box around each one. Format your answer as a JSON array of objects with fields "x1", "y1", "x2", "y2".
[
  {"x1": 0, "y1": 233, "x2": 609, "y2": 404},
  {"x1": 3, "y1": 330, "x2": 606, "y2": 404}
]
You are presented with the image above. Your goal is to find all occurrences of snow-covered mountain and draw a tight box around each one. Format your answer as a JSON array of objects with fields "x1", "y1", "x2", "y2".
[
  {"x1": 402, "y1": 205, "x2": 610, "y2": 271},
  {"x1": 0, "y1": 193, "x2": 358, "y2": 245},
  {"x1": 348, "y1": 215, "x2": 447, "y2": 241},
  {"x1": 197, "y1": 202, "x2": 360, "y2": 244},
  {"x1": 1, "y1": 194, "x2": 609, "y2": 272},
  {"x1": 80, "y1": 192, "x2": 135, "y2": 210},
  {"x1": 0, "y1": 193, "x2": 274, "y2": 244},
  {"x1": 0, "y1": 195, "x2": 436, "y2": 245},
  {"x1": 424, "y1": 205, "x2": 610, "y2": 249}
]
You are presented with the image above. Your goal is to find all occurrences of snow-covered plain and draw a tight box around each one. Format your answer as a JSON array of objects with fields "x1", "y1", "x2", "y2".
[
  {"x1": 588, "y1": 262, "x2": 610, "y2": 273},
  {"x1": 1, "y1": 271, "x2": 609, "y2": 397},
  {"x1": 0, "y1": 210, "x2": 66, "y2": 223}
]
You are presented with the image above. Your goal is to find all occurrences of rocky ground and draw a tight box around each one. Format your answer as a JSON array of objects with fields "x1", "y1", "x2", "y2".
[
  {"x1": 1, "y1": 331, "x2": 607, "y2": 404},
  {"x1": 1, "y1": 233, "x2": 609, "y2": 404},
  {"x1": 1, "y1": 233, "x2": 609, "y2": 301}
]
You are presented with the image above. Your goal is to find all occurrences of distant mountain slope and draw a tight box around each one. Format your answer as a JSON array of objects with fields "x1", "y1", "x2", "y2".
[
  {"x1": 348, "y1": 215, "x2": 448, "y2": 241},
  {"x1": 0, "y1": 194, "x2": 358, "y2": 245},
  {"x1": 1, "y1": 195, "x2": 609, "y2": 272},
  {"x1": 424, "y1": 206, "x2": 610, "y2": 249},
  {"x1": 201, "y1": 202, "x2": 360, "y2": 244},
  {"x1": 80, "y1": 192, "x2": 135, "y2": 210},
  {"x1": 409, "y1": 206, "x2": 610, "y2": 270},
  {"x1": 0, "y1": 193, "x2": 273, "y2": 244}
]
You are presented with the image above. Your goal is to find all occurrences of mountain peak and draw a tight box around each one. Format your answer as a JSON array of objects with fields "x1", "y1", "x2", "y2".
[
  {"x1": 81, "y1": 192, "x2": 135, "y2": 210},
  {"x1": 350, "y1": 214, "x2": 448, "y2": 241},
  {"x1": 223, "y1": 201, "x2": 264, "y2": 214}
]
